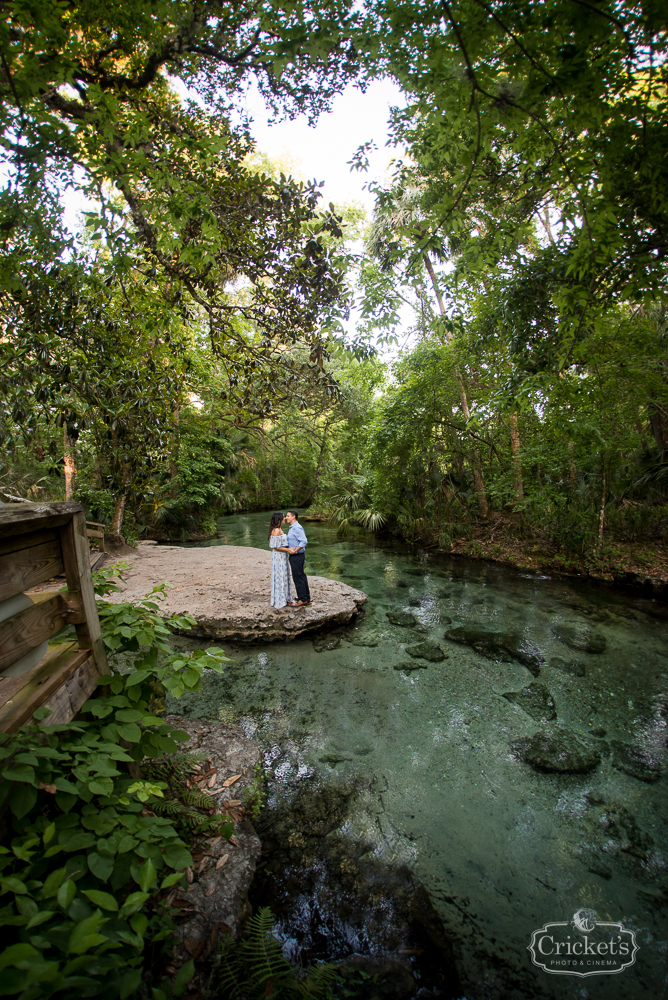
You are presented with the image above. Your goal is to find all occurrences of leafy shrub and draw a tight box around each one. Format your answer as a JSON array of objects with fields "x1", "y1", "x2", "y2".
[{"x1": 0, "y1": 570, "x2": 231, "y2": 999}]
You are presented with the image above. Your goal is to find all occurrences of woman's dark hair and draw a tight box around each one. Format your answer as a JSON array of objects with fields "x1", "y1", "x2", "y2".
[{"x1": 268, "y1": 512, "x2": 285, "y2": 540}]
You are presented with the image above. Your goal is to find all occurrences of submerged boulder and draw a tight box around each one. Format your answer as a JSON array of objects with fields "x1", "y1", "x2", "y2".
[
  {"x1": 444, "y1": 623, "x2": 543, "y2": 675},
  {"x1": 394, "y1": 660, "x2": 429, "y2": 672},
  {"x1": 551, "y1": 622, "x2": 607, "y2": 654},
  {"x1": 503, "y1": 682, "x2": 556, "y2": 721},
  {"x1": 405, "y1": 641, "x2": 447, "y2": 662},
  {"x1": 515, "y1": 726, "x2": 601, "y2": 774},
  {"x1": 611, "y1": 740, "x2": 662, "y2": 782},
  {"x1": 549, "y1": 655, "x2": 586, "y2": 677},
  {"x1": 386, "y1": 611, "x2": 417, "y2": 627},
  {"x1": 313, "y1": 634, "x2": 342, "y2": 652}
]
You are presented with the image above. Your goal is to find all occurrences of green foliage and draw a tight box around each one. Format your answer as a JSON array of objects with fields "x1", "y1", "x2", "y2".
[
  {"x1": 144, "y1": 754, "x2": 234, "y2": 840},
  {"x1": 242, "y1": 765, "x2": 267, "y2": 822},
  {"x1": 0, "y1": 567, "x2": 232, "y2": 998},
  {"x1": 217, "y1": 908, "x2": 339, "y2": 1000}
]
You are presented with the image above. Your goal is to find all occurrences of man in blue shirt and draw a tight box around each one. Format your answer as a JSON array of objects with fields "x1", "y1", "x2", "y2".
[{"x1": 284, "y1": 509, "x2": 310, "y2": 606}]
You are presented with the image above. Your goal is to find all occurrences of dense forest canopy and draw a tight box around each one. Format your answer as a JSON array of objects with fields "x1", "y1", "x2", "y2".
[{"x1": 1, "y1": 0, "x2": 667, "y2": 574}]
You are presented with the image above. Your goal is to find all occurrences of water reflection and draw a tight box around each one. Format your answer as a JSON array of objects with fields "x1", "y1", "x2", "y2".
[{"x1": 171, "y1": 512, "x2": 668, "y2": 1000}]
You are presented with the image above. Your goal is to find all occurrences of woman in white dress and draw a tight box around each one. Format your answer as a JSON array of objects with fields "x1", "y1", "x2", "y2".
[{"x1": 268, "y1": 511, "x2": 292, "y2": 612}]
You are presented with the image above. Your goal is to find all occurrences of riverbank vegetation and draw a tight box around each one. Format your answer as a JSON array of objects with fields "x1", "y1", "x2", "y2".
[{"x1": 1, "y1": 0, "x2": 667, "y2": 581}]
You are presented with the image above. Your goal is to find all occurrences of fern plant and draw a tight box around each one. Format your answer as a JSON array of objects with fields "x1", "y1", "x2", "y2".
[
  {"x1": 144, "y1": 751, "x2": 234, "y2": 839},
  {"x1": 216, "y1": 908, "x2": 339, "y2": 1000}
]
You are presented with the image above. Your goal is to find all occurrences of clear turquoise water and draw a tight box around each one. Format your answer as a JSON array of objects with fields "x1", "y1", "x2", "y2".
[{"x1": 174, "y1": 513, "x2": 668, "y2": 1000}]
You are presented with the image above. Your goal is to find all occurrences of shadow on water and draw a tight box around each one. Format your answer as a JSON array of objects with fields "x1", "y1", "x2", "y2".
[{"x1": 170, "y1": 512, "x2": 668, "y2": 1000}]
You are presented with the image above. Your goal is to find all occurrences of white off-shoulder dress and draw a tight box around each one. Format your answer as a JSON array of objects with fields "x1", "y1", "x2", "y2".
[{"x1": 269, "y1": 533, "x2": 292, "y2": 609}]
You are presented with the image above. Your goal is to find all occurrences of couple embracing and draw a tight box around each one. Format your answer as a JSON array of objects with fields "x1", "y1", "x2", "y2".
[{"x1": 268, "y1": 510, "x2": 311, "y2": 612}]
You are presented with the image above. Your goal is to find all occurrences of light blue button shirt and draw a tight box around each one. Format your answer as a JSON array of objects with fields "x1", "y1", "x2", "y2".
[{"x1": 287, "y1": 522, "x2": 308, "y2": 552}]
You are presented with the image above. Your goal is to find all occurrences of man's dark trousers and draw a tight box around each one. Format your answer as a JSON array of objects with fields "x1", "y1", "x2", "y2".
[{"x1": 289, "y1": 552, "x2": 310, "y2": 603}]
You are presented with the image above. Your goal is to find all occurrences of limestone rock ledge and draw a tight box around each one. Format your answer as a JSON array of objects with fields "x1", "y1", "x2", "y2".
[
  {"x1": 107, "y1": 542, "x2": 367, "y2": 642},
  {"x1": 163, "y1": 717, "x2": 262, "y2": 962}
]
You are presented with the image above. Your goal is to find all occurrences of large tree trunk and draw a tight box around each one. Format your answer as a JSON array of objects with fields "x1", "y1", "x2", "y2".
[
  {"x1": 110, "y1": 493, "x2": 127, "y2": 539},
  {"x1": 509, "y1": 411, "x2": 523, "y2": 503},
  {"x1": 170, "y1": 405, "x2": 180, "y2": 497},
  {"x1": 63, "y1": 427, "x2": 77, "y2": 501},
  {"x1": 423, "y1": 252, "x2": 489, "y2": 518},
  {"x1": 567, "y1": 440, "x2": 577, "y2": 489},
  {"x1": 597, "y1": 460, "x2": 607, "y2": 549}
]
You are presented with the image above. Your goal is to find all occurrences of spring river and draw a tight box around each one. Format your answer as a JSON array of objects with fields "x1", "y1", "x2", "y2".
[{"x1": 170, "y1": 512, "x2": 667, "y2": 1000}]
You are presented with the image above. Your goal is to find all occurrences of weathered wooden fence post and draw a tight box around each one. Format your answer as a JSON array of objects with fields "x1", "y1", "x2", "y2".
[{"x1": 0, "y1": 502, "x2": 110, "y2": 732}]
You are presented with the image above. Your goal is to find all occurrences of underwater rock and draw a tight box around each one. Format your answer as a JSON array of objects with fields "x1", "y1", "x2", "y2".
[
  {"x1": 444, "y1": 624, "x2": 543, "y2": 675},
  {"x1": 344, "y1": 633, "x2": 379, "y2": 647},
  {"x1": 319, "y1": 753, "x2": 353, "y2": 765},
  {"x1": 336, "y1": 955, "x2": 415, "y2": 1000},
  {"x1": 587, "y1": 857, "x2": 613, "y2": 880},
  {"x1": 549, "y1": 655, "x2": 586, "y2": 677},
  {"x1": 386, "y1": 611, "x2": 417, "y2": 626},
  {"x1": 516, "y1": 726, "x2": 601, "y2": 774},
  {"x1": 393, "y1": 661, "x2": 429, "y2": 672},
  {"x1": 405, "y1": 641, "x2": 447, "y2": 662},
  {"x1": 312, "y1": 634, "x2": 342, "y2": 652},
  {"x1": 250, "y1": 782, "x2": 462, "y2": 997},
  {"x1": 551, "y1": 622, "x2": 607, "y2": 654},
  {"x1": 503, "y1": 682, "x2": 556, "y2": 721},
  {"x1": 610, "y1": 740, "x2": 662, "y2": 782},
  {"x1": 601, "y1": 804, "x2": 654, "y2": 858},
  {"x1": 590, "y1": 727, "x2": 607, "y2": 737},
  {"x1": 436, "y1": 589, "x2": 451, "y2": 599}
]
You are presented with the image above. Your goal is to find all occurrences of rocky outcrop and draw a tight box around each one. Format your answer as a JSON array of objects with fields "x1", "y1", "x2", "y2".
[
  {"x1": 502, "y1": 681, "x2": 556, "y2": 721},
  {"x1": 163, "y1": 717, "x2": 262, "y2": 961},
  {"x1": 551, "y1": 622, "x2": 606, "y2": 654},
  {"x1": 249, "y1": 779, "x2": 463, "y2": 998},
  {"x1": 444, "y1": 623, "x2": 543, "y2": 675},
  {"x1": 514, "y1": 726, "x2": 601, "y2": 774},
  {"x1": 107, "y1": 542, "x2": 367, "y2": 642}
]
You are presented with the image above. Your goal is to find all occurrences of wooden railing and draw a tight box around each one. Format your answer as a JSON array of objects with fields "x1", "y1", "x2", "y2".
[{"x1": 0, "y1": 502, "x2": 109, "y2": 732}]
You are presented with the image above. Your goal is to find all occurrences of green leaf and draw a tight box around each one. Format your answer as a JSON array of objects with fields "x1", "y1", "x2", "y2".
[
  {"x1": 163, "y1": 844, "x2": 192, "y2": 870},
  {"x1": 82, "y1": 889, "x2": 119, "y2": 911},
  {"x1": 138, "y1": 857, "x2": 156, "y2": 892},
  {"x1": 26, "y1": 909, "x2": 55, "y2": 929},
  {"x1": 120, "y1": 969, "x2": 142, "y2": 999},
  {"x1": 2, "y1": 764, "x2": 36, "y2": 783},
  {"x1": 57, "y1": 879, "x2": 76, "y2": 910},
  {"x1": 160, "y1": 871, "x2": 184, "y2": 890},
  {"x1": 0, "y1": 877, "x2": 28, "y2": 896},
  {"x1": 41, "y1": 868, "x2": 67, "y2": 899},
  {"x1": 10, "y1": 784, "x2": 37, "y2": 819},
  {"x1": 173, "y1": 959, "x2": 195, "y2": 998},
  {"x1": 67, "y1": 911, "x2": 106, "y2": 954},
  {"x1": 120, "y1": 891, "x2": 150, "y2": 916},
  {"x1": 88, "y1": 853, "x2": 115, "y2": 882},
  {"x1": 0, "y1": 943, "x2": 40, "y2": 971},
  {"x1": 117, "y1": 723, "x2": 142, "y2": 743}
]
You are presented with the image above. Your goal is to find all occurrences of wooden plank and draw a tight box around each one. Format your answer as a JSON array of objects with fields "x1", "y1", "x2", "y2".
[
  {"x1": 0, "y1": 539, "x2": 64, "y2": 602},
  {"x1": 0, "y1": 529, "x2": 60, "y2": 559},
  {"x1": 0, "y1": 647, "x2": 91, "y2": 733},
  {"x1": 89, "y1": 551, "x2": 106, "y2": 572},
  {"x1": 0, "y1": 503, "x2": 84, "y2": 539},
  {"x1": 86, "y1": 529, "x2": 104, "y2": 540},
  {"x1": 60, "y1": 512, "x2": 109, "y2": 676},
  {"x1": 38, "y1": 655, "x2": 102, "y2": 725},
  {"x1": 0, "y1": 593, "x2": 85, "y2": 673},
  {"x1": 0, "y1": 641, "x2": 79, "y2": 704}
]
